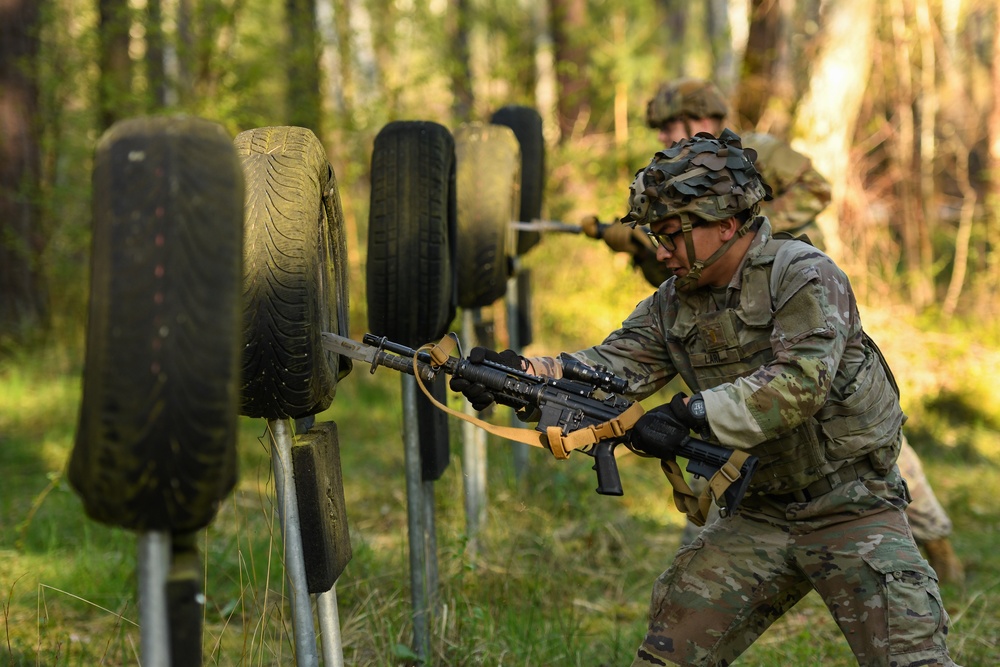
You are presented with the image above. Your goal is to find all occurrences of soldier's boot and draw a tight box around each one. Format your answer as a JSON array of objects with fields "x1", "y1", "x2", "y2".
[{"x1": 922, "y1": 537, "x2": 965, "y2": 586}]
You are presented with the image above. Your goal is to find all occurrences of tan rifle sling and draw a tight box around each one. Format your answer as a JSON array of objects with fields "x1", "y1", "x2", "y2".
[{"x1": 410, "y1": 336, "x2": 644, "y2": 459}]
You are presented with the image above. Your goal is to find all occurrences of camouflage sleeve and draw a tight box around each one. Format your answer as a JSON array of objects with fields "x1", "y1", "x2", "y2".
[
  {"x1": 701, "y1": 245, "x2": 860, "y2": 448},
  {"x1": 528, "y1": 290, "x2": 679, "y2": 401},
  {"x1": 746, "y1": 132, "x2": 832, "y2": 235},
  {"x1": 763, "y1": 165, "x2": 832, "y2": 235}
]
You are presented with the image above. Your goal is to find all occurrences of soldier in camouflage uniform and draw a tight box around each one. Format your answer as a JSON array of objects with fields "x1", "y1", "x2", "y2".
[
  {"x1": 582, "y1": 77, "x2": 831, "y2": 286},
  {"x1": 454, "y1": 131, "x2": 959, "y2": 666},
  {"x1": 584, "y1": 77, "x2": 963, "y2": 585}
]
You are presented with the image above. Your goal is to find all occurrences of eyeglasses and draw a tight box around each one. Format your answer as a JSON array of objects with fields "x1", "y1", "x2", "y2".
[{"x1": 645, "y1": 223, "x2": 701, "y2": 252}]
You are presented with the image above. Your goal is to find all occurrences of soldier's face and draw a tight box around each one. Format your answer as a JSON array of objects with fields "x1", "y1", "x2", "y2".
[
  {"x1": 651, "y1": 217, "x2": 731, "y2": 289},
  {"x1": 657, "y1": 117, "x2": 721, "y2": 146},
  {"x1": 651, "y1": 218, "x2": 697, "y2": 273}
]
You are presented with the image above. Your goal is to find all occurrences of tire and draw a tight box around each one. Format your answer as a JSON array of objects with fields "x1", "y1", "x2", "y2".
[
  {"x1": 235, "y1": 126, "x2": 352, "y2": 420},
  {"x1": 515, "y1": 268, "x2": 534, "y2": 348},
  {"x1": 417, "y1": 373, "x2": 450, "y2": 482},
  {"x1": 69, "y1": 116, "x2": 243, "y2": 532},
  {"x1": 367, "y1": 121, "x2": 457, "y2": 347},
  {"x1": 454, "y1": 122, "x2": 519, "y2": 309},
  {"x1": 490, "y1": 105, "x2": 545, "y2": 256}
]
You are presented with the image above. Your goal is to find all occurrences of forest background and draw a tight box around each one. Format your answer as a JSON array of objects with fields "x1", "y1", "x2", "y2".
[{"x1": 2, "y1": 0, "x2": 1000, "y2": 665}]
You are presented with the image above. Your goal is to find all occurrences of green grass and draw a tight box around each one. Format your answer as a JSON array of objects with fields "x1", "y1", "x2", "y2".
[{"x1": 2, "y1": 330, "x2": 999, "y2": 666}]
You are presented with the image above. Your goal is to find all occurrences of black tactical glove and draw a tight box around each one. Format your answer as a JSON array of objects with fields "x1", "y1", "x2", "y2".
[
  {"x1": 669, "y1": 391, "x2": 708, "y2": 434},
  {"x1": 628, "y1": 401, "x2": 691, "y2": 459},
  {"x1": 449, "y1": 347, "x2": 527, "y2": 412}
]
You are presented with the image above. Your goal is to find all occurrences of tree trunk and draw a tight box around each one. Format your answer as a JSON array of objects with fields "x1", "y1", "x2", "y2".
[
  {"x1": 0, "y1": 0, "x2": 47, "y2": 340},
  {"x1": 550, "y1": 0, "x2": 588, "y2": 141},
  {"x1": 788, "y1": 0, "x2": 823, "y2": 106},
  {"x1": 888, "y1": 0, "x2": 925, "y2": 305},
  {"x1": 371, "y1": 0, "x2": 399, "y2": 113},
  {"x1": 174, "y1": 0, "x2": 194, "y2": 102},
  {"x1": 656, "y1": 0, "x2": 688, "y2": 79},
  {"x1": 790, "y1": 0, "x2": 877, "y2": 264},
  {"x1": 736, "y1": 0, "x2": 790, "y2": 129},
  {"x1": 98, "y1": 0, "x2": 133, "y2": 130},
  {"x1": 146, "y1": 0, "x2": 168, "y2": 109},
  {"x1": 447, "y1": 0, "x2": 474, "y2": 123},
  {"x1": 915, "y1": 0, "x2": 937, "y2": 306},
  {"x1": 707, "y1": 0, "x2": 735, "y2": 93},
  {"x1": 286, "y1": 0, "x2": 323, "y2": 134},
  {"x1": 987, "y1": 3, "x2": 1000, "y2": 291},
  {"x1": 533, "y1": 0, "x2": 559, "y2": 145}
]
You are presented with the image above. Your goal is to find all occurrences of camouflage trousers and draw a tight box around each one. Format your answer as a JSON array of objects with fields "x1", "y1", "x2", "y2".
[
  {"x1": 632, "y1": 470, "x2": 958, "y2": 667},
  {"x1": 680, "y1": 435, "x2": 953, "y2": 546}
]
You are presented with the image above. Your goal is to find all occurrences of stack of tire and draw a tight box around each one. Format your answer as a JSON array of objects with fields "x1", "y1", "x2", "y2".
[
  {"x1": 71, "y1": 119, "x2": 355, "y2": 630},
  {"x1": 235, "y1": 125, "x2": 354, "y2": 594},
  {"x1": 69, "y1": 116, "x2": 245, "y2": 665},
  {"x1": 365, "y1": 107, "x2": 546, "y2": 481}
]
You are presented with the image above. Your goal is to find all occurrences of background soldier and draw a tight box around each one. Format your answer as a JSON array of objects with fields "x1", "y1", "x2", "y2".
[
  {"x1": 456, "y1": 132, "x2": 960, "y2": 666},
  {"x1": 583, "y1": 77, "x2": 963, "y2": 584}
]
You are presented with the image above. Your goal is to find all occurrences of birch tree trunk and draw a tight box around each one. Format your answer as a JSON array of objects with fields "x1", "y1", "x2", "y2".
[
  {"x1": 316, "y1": 0, "x2": 346, "y2": 120},
  {"x1": 708, "y1": 0, "x2": 735, "y2": 93},
  {"x1": 790, "y1": 0, "x2": 877, "y2": 264}
]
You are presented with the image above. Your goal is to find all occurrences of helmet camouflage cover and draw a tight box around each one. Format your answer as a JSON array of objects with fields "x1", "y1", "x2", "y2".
[
  {"x1": 621, "y1": 129, "x2": 772, "y2": 228},
  {"x1": 646, "y1": 78, "x2": 729, "y2": 128}
]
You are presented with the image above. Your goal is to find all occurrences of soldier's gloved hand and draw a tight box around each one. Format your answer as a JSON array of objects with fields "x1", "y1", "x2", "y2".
[
  {"x1": 449, "y1": 347, "x2": 527, "y2": 411},
  {"x1": 601, "y1": 222, "x2": 650, "y2": 255},
  {"x1": 627, "y1": 402, "x2": 690, "y2": 459},
  {"x1": 669, "y1": 391, "x2": 708, "y2": 433},
  {"x1": 580, "y1": 214, "x2": 603, "y2": 239}
]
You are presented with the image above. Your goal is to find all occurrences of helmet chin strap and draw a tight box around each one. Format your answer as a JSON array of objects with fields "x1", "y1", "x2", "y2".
[
  {"x1": 682, "y1": 117, "x2": 694, "y2": 141},
  {"x1": 674, "y1": 213, "x2": 755, "y2": 292}
]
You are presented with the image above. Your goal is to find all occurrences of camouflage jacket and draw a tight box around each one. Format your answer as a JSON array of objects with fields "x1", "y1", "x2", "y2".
[{"x1": 534, "y1": 220, "x2": 904, "y2": 492}]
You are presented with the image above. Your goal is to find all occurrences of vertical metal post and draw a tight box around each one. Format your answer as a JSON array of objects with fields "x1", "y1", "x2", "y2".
[
  {"x1": 138, "y1": 531, "x2": 172, "y2": 667},
  {"x1": 461, "y1": 308, "x2": 488, "y2": 556},
  {"x1": 401, "y1": 375, "x2": 432, "y2": 660},
  {"x1": 316, "y1": 585, "x2": 345, "y2": 667},
  {"x1": 269, "y1": 418, "x2": 319, "y2": 667},
  {"x1": 506, "y1": 272, "x2": 530, "y2": 479}
]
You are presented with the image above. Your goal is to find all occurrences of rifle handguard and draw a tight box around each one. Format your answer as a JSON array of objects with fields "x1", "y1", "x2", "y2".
[{"x1": 411, "y1": 336, "x2": 628, "y2": 459}]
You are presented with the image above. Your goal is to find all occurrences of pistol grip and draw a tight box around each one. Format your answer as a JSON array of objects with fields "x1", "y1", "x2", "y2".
[{"x1": 593, "y1": 442, "x2": 624, "y2": 496}]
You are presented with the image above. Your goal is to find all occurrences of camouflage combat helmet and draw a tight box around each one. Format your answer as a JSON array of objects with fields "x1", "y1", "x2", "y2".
[
  {"x1": 646, "y1": 78, "x2": 729, "y2": 129},
  {"x1": 620, "y1": 129, "x2": 772, "y2": 290}
]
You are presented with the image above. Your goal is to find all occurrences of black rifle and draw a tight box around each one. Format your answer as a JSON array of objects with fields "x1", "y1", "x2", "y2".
[{"x1": 323, "y1": 332, "x2": 758, "y2": 513}]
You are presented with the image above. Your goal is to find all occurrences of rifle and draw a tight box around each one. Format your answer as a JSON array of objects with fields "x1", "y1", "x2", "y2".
[{"x1": 323, "y1": 332, "x2": 758, "y2": 516}]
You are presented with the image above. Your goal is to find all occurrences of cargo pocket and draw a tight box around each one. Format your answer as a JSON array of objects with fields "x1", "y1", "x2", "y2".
[{"x1": 862, "y1": 552, "x2": 947, "y2": 655}]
